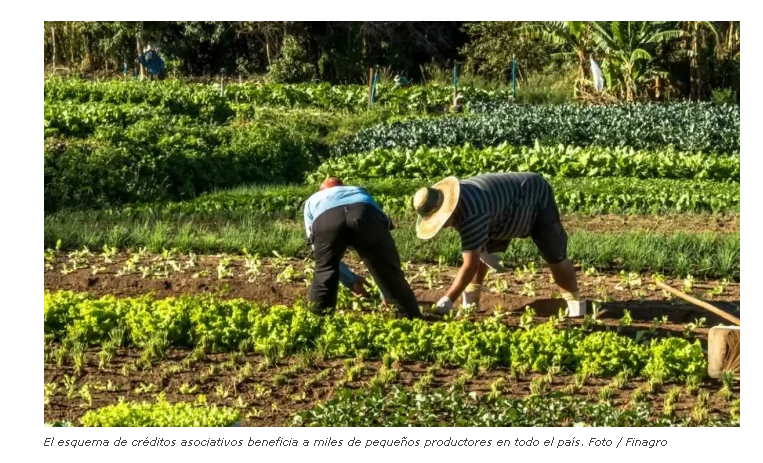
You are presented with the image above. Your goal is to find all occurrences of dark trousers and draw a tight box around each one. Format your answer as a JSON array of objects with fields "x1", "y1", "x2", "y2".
[{"x1": 308, "y1": 203, "x2": 421, "y2": 319}]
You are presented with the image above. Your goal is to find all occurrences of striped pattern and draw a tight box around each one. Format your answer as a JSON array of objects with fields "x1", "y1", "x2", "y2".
[{"x1": 455, "y1": 173, "x2": 552, "y2": 251}]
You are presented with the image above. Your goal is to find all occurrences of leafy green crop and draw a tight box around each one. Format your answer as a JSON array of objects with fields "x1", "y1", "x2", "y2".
[
  {"x1": 44, "y1": 118, "x2": 322, "y2": 211},
  {"x1": 44, "y1": 77, "x2": 510, "y2": 115},
  {"x1": 45, "y1": 291, "x2": 712, "y2": 380},
  {"x1": 292, "y1": 387, "x2": 736, "y2": 427},
  {"x1": 80, "y1": 394, "x2": 240, "y2": 427},
  {"x1": 335, "y1": 102, "x2": 739, "y2": 155},
  {"x1": 311, "y1": 143, "x2": 739, "y2": 183},
  {"x1": 80, "y1": 177, "x2": 739, "y2": 221}
]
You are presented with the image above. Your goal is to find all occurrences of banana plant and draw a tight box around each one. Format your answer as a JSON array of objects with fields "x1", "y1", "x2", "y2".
[{"x1": 591, "y1": 21, "x2": 685, "y2": 101}]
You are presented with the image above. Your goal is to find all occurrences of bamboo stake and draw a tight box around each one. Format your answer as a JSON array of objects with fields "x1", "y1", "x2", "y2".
[{"x1": 654, "y1": 280, "x2": 740, "y2": 326}]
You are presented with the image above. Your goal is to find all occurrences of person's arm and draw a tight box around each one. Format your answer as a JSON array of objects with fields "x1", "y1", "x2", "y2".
[
  {"x1": 303, "y1": 199, "x2": 313, "y2": 243},
  {"x1": 338, "y1": 262, "x2": 358, "y2": 289},
  {"x1": 437, "y1": 215, "x2": 487, "y2": 309},
  {"x1": 445, "y1": 249, "x2": 482, "y2": 302}
]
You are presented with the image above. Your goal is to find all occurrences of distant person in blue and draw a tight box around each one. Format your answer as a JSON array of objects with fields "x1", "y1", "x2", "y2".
[
  {"x1": 137, "y1": 44, "x2": 166, "y2": 80},
  {"x1": 303, "y1": 178, "x2": 422, "y2": 319}
]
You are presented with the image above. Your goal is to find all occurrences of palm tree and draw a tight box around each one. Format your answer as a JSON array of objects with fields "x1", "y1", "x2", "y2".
[{"x1": 591, "y1": 21, "x2": 685, "y2": 101}]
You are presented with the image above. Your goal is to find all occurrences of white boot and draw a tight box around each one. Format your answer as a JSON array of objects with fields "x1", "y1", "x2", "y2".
[
  {"x1": 561, "y1": 291, "x2": 586, "y2": 317},
  {"x1": 462, "y1": 283, "x2": 482, "y2": 308}
]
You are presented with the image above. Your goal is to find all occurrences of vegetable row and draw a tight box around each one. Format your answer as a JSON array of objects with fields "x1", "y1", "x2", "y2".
[{"x1": 45, "y1": 291, "x2": 707, "y2": 381}]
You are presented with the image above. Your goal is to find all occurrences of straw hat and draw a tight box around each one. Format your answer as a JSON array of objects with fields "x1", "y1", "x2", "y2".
[{"x1": 413, "y1": 176, "x2": 460, "y2": 239}]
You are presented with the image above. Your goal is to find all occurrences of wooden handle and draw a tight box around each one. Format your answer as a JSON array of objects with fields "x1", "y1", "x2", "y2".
[{"x1": 655, "y1": 280, "x2": 740, "y2": 326}]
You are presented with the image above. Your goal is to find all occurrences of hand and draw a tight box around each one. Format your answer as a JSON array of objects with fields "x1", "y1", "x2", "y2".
[
  {"x1": 435, "y1": 296, "x2": 453, "y2": 315},
  {"x1": 352, "y1": 277, "x2": 371, "y2": 298}
]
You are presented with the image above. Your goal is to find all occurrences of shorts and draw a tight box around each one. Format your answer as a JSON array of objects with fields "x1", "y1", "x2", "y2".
[{"x1": 485, "y1": 197, "x2": 568, "y2": 265}]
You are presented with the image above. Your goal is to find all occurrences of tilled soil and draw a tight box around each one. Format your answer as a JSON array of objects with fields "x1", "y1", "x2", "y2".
[
  {"x1": 45, "y1": 253, "x2": 741, "y2": 341},
  {"x1": 560, "y1": 213, "x2": 739, "y2": 234},
  {"x1": 43, "y1": 349, "x2": 737, "y2": 427}
]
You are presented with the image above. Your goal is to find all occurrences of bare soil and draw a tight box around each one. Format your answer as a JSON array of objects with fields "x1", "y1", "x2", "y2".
[
  {"x1": 45, "y1": 253, "x2": 741, "y2": 342},
  {"x1": 43, "y1": 349, "x2": 737, "y2": 427}
]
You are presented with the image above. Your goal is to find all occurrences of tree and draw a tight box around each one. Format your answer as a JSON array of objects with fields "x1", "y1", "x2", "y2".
[
  {"x1": 681, "y1": 21, "x2": 719, "y2": 100},
  {"x1": 459, "y1": 22, "x2": 555, "y2": 81},
  {"x1": 591, "y1": 21, "x2": 685, "y2": 101},
  {"x1": 519, "y1": 21, "x2": 592, "y2": 95}
]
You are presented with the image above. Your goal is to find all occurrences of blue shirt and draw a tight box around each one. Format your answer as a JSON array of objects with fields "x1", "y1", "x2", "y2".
[
  {"x1": 303, "y1": 186, "x2": 382, "y2": 239},
  {"x1": 303, "y1": 185, "x2": 388, "y2": 300}
]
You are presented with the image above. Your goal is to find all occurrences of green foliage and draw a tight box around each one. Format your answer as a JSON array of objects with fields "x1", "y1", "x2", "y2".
[
  {"x1": 311, "y1": 143, "x2": 739, "y2": 183},
  {"x1": 44, "y1": 119, "x2": 321, "y2": 211},
  {"x1": 643, "y1": 337, "x2": 707, "y2": 382},
  {"x1": 267, "y1": 35, "x2": 317, "y2": 83},
  {"x1": 80, "y1": 394, "x2": 240, "y2": 427},
  {"x1": 291, "y1": 387, "x2": 736, "y2": 427},
  {"x1": 574, "y1": 332, "x2": 648, "y2": 376},
  {"x1": 44, "y1": 78, "x2": 234, "y2": 126},
  {"x1": 78, "y1": 178, "x2": 740, "y2": 221},
  {"x1": 335, "y1": 102, "x2": 740, "y2": 155},
  {"x1": 459, "y1": 22, "x2": 557, "y2": 80},
  {"x1": 44, "y1": 290, "x2": 713, "y2": 379}
]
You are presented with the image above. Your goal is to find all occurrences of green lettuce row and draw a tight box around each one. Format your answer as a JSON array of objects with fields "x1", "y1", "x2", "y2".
[
  {"x1": 44, "y1": 78, "x2": 234, "y2": 122},
  {"x1": 44, "y1": 77, "x2": 509, "y2": 113},
  {"x1": 334, "y1": 102, "x2": 740, "y2": 155},
  {"x1": 79, "y1": 395, "x2": 240, "y2": 427},
  {"x1": 311, "y1": 143, "x2": 739, "y2": 183},
  {"x1": 292, "y1": 387, "x2": 736, "y2": 427},
  {"x1": 45, "y1": 291, "x2": 707, "y2": 381}
]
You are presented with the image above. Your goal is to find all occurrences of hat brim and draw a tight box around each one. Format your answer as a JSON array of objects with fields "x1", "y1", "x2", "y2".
[{"x1": 415, "y1": 177, "x2": 460, "y2": 239}]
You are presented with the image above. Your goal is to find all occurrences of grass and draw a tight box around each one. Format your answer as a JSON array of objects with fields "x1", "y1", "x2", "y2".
[{"x1": 45, "y1": 213, "x2": 739, "y2": 277}]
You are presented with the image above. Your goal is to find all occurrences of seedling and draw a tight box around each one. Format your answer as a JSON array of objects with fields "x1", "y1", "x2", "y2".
[
  {"x1": 456, "y1": 303, "x2": 478, "y2": 319},
  {"x1": 615, "y1": 271, "x2": 642, "y2": 290},
  {"x1": 273, "y1": 374, "x2": 288, "y2": 387},
  {"x1": 685, "y1": 374, "x2": 701, "y2": 395},
  {"x1": 529, "y1": 376, "x2": 548, "y2": 396},
  {"x1": 683, "y1": 274, "x2": 695, "y2": 293},
  {"x1": 133, "y1": 383, "x2": 157, "y2": 394},
  {"x1": 706, "y1": 278, "x2": 730, "y2": 297},
  {"x1": 413, "y1": 371, "x2": 434, "y2": 393},
  {"x1": 450, "y1": 374, "x2": 469, "y2": 393},
  {"x1": 519, "y1": 306, "x2": 536, "y2": 329},
  {"x1": 617, "y1": 309, "x2": 633, "y2": 332},
  {"x1": 179, "y1": 383, "x2": 199, "y2": 395},
  {"x1": 214, "y1": 384, "x2": 230, "y2": 399},
  {"x1": 719, "y1": 370, "x2": 735, "y2": 400},
  {"x1": 630, "y1": 387, "x2": 647, "y2": 404},
  {"x1": 78, "y1": 385, "x2": 93, "y2": 408},
  {"x1": 44, "y1": 383, "x2": 58, "y2": 406},
  {"x1": 217, "y1": 257, "x2": 234, "y2": 279},
  {"x1": 598, "y1": 385, "x2": 615, "y2": 402},
  {"x1": 683, "y1": 317, "x2": 707, "y2": 338},
  {"x1": 464, "y1": 358, "x2": 480, "y2": 378},
  {"x1": 277, "y1": 265, "x2": 298, "y2": 283},
  {"x1": 612, "y1": 369, "x2": 631, "y2": 389},
  {"x1": 520, "y1": 282, "x2": 536, "y2": 297}
]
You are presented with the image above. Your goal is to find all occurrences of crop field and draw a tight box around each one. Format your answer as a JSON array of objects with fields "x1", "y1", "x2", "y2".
[{"x1": 44, "y1": 78, "x2": 740, "y2": 427}]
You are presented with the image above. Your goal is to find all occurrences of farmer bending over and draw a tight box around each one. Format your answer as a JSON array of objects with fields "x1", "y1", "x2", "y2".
[
  {"x1": 303, "y1": 178, "x2": 421, "y2": 318},
  {"x1": 412, "y1": 172, "x2": 585, "y2": 315}
]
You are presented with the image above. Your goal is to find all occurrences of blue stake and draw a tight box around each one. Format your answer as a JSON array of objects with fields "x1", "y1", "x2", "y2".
[{"x1": 511, "y1": 55, "x2": 516, "y2": 99}]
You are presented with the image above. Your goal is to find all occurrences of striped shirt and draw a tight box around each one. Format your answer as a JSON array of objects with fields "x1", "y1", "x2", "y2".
[{"x1": 454, "y1": 173, "x2": 553, "y2": 252}]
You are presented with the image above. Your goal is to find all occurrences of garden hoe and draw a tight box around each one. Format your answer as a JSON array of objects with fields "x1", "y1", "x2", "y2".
[{"x1": 654, "y1": 280, "x2": 739, "y2": 380}]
